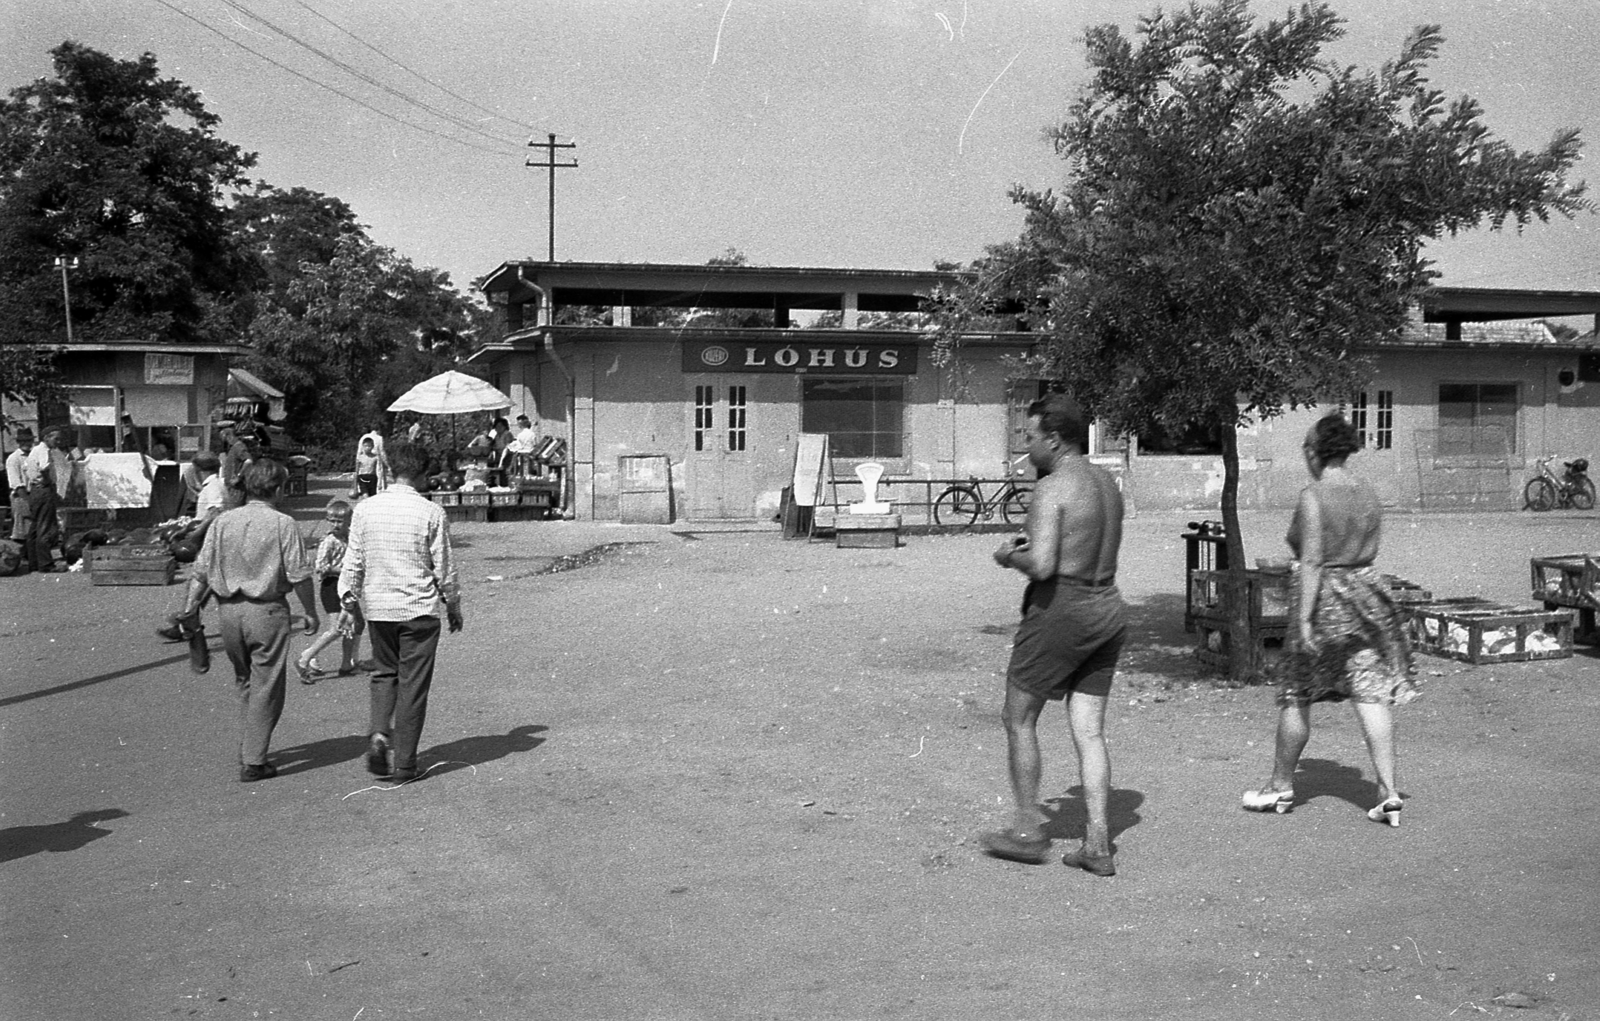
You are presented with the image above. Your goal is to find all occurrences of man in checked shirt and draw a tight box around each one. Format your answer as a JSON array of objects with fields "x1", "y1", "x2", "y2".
[{"x1": 338, "y1": 442, "x2": 463, "y2": 783}]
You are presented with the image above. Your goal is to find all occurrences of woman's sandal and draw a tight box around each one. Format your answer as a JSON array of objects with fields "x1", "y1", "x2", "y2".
[
  {"x1": 1242, "y1": 788, "x2": 1296, "y2": 814},
  {"x1": 979, "y1": 828, "x2": 1051, "y2": 865},
  {"x1": 1367, "y1": 796, "x2": 1404, "y2": 828}
]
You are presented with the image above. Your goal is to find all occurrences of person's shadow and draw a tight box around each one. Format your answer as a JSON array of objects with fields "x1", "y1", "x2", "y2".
[
  {"x1": 1041, "y1": 786, "x2": 1145, "y2": 849},
  {"x1": 272, "y1": 733, "x2": 371, "y2": 777},
  {"x1": 1293, "y1": 757, "x2": 1384, "y2": 809},
  {"x1": 421, "y1": 724, "x2": 548, "y2": 777},
  {"x1": 0, "y1": 809, "x2": 129, "y2": 864}
]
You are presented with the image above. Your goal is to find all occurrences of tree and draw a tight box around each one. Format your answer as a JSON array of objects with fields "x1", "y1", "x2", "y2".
[
  {"x1": 928, "y1": 0, "x2": 1587, "y2": 674},
  {"x1": 0, "y1": 42, "x2": 257, "y2": 371},
  {"x1": 246, "y1": 233, "x2": 490, "y2": 451}
]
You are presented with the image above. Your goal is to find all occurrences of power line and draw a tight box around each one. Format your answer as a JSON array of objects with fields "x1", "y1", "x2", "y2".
[
  {"x1": 213, "y1": 0, "x2": 525, "y2": 149},
  {"x1": 288, "y1": 0, "x2": 539, "y2": 135},
  {"x1": 148, "y1": 0, "x2": 515, "y2": 156}
]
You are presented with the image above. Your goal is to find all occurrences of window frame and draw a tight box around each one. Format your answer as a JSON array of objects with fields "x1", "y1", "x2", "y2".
[{"x1": 800, "y1": 376, "x2": 908, "y2": 471}]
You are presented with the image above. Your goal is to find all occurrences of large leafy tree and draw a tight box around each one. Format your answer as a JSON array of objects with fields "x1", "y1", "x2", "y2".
[
  {"x1": 0, "y1": 42, "x2": 257, "y2": 425},
  {"x1": 247, "y1": 232, "x2": 491, "y2": 451},
  {"x1": 929, "y1": 0, "x2": 1587, "y2": 675}
]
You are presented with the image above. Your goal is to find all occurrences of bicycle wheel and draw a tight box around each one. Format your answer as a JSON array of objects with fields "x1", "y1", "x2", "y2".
[
  {"x1": 1001, "y1": 485, "x2": 1032, "y2": 524},
  {"x1": 933, "y1": 486, "x2": 982, "y2": 528},
  {"x1": 1524, "y1": 477, "x2": 1557, "y2": 512},
  {"x1": 1572, "y1": 477, "x2": 1597, "y2": 511}
]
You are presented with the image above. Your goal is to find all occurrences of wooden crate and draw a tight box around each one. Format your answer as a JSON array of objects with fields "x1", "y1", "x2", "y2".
[
  {"x1": 1195, "y1": 619, "x2": 1287, "y2": 683},
  {"x1": 1530, "y1": 554, "x2": 1600, "y2": 608},
  {"x1": 488, "y1": 491, "x2": 521, "y2": 507},
  {"x1": 431, "y1": 490, "x2": 461, "y2": 507},
  {"x1": 88, "y1": 544, "x2": 177, "y2": 586},
  {"x1": 1406, "y1": 602, "x2": 1574, "y2": 664},
  {"x1": 1383, "y1": 575, "x2": 1433, "y2": 604},
  {"x1": 1188, "y1": 569, "x2": 1290, "y2": 627},
  {"x1": 458, "y1": 491, "x2": 491, "y2": 507}
]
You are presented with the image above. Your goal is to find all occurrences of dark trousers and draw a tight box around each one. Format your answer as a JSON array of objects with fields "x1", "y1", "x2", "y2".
[
  {"x1": 367, "y1": 616, "x2": 441, "y2": 771},
  {"x1": 217, "y1": 597, "x2": 291, "y2": 766},
  {"x1": 25, "y1": 486, "x2": 59, "y2": 570}
]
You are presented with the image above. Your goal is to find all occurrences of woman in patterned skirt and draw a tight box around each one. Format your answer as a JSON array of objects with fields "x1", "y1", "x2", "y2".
[{"x1": 1243, "y1": 412, "x2": 1418, "y2": 826}]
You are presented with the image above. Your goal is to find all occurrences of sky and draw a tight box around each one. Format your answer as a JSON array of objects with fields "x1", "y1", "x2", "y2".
[{"x1": 4, "y1": 0, "x2": 1600, "y2": 298}]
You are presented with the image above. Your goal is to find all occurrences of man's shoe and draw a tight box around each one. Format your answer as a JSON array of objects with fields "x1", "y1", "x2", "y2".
[
  {"x1": 365, "y1": 733, "x2": 392, "y2": 776},
  {"x1": 156, "y1": 623, "x2": 185, "y2": 643},
  {"x1": 382, "y1": 767, "x2": 422, "y2": 784},
  {"x1": 1061, "y1": 846, "x2": 1116, "y2": 876},
  {"x1": 979, "y1": 828, "x2": 1051, "y2": 865},
  {"x1": 239, "y1": 762, "x2": 278, "y2": 782}
]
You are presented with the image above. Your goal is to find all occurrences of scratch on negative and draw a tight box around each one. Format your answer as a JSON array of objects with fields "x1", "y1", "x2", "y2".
[
  {"x1": 959, "y1": 50, "x2": 1024, "y2": 154},
  {"x1": 711, "y1": 0, "x2": 735, "y2": 66}
]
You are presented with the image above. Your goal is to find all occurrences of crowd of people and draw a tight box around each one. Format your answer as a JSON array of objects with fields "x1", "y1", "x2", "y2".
[{"x1": 15, "y1": 401, "x2": 1417, "y2": 854}]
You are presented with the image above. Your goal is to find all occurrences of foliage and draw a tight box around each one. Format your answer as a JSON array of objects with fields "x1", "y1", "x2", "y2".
[
  {"x1": 927, "y1": 0, "x2": 1587, "y2": 676},
  {"x1": 930, "y1": 0, "x2": 1586, "y2": 510},
  {"x1": 0, "y1": 41, "x2": 257, "y2": 365},
  {"x1": 246, "y1": 233, "x2": 493, "y2": 451}
]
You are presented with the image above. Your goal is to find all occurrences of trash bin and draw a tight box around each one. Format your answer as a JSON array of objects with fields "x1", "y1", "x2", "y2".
[{"x1": 618, "y1": 454, "x2": 672, "y2": 524}]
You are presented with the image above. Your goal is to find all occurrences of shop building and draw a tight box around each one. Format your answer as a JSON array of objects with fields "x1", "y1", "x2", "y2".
[
  {"x1": 469, "y1": 261, "x2": 1600, "y2": 520},
  {"x1": 5, "y1": 337, "x2": 247, "y2": 461}
]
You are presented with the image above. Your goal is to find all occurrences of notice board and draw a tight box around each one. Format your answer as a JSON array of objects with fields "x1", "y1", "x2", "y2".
[{"x1": 791, "y1": 433, "x2": 829, "y2": 507}]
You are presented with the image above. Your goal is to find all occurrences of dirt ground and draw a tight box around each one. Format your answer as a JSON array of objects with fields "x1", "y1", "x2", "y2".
[{"x1": 2, "y1": 479, "x2": 1598, "y2": 1020}]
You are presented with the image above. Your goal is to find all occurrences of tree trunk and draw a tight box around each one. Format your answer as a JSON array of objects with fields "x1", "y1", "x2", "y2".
[{"x1": 1218, "y1": 408, "x2": 1251, "y2": 682}]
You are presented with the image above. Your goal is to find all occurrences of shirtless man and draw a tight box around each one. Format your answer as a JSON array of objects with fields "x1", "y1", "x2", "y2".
[{"x1": 981, "y1": 394, "x2": 1126, "y2": 875}]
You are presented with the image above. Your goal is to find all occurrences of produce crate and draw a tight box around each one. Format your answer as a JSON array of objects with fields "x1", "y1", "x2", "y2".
[
  {"x1": 1406, "y1": 601, "x2": 1574, "y2": 664},
  {"x1": 431, "y1": 490, "x2": 461, "y2": 507},
  {"x1": 1530, "y1": 554, "x2": 1600, "y2": 608},
  {"x1": 488, "y1": 491, "x2": 521, "y2": 507},
  {"x1": 458, "y1": 491, "x2": 491, "y2": 507},
  {"x1": 88, "y1": 544, "x2": 177, "y2": 586},
  {"x1": 1383, "y1": 575, "x2": 1433, "y2": 604},
  {"x1": 1188, "y1": 568, "x2": 1290, "y2": 627},
  {"x1": 1194, "y1": 619, "x2": 1287, "y2": 683},
  {"x1": 285, "y1": 463, "x2": 309, "y2": 497}
]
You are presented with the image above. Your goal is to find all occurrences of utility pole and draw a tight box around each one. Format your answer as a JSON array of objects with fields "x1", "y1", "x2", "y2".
[
  {"x1": 526, "y1": 134, "x2": 577, "y2": 261},
  {"x1": 54, "y1": 255, "x2": 80, "y2": 344}
]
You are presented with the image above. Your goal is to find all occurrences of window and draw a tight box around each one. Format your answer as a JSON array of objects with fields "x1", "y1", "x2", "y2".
[
  {"x1": 801, "y1": 379, "x2": 903, "y2": 459},
  {"x1": 1437, "y1": 383, "x2": 1516, "y2": 456},
  {"x1": 1350, "y1": 390, "x2": 1394, "y2": 450},
  {"x1": 726, "y1": 385, "x2": 747, "y2": 452},
  {"x1": 693, "y1": 385, "x2": 714, "y2": 452}
]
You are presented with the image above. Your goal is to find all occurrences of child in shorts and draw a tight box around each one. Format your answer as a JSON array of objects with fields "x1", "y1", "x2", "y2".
[
  {"x1": 295, "y1": 499, "x2": 365, "y2": 682},
  {"x1": 354, "y1": 437, "x2": 381, "y2": 497}
]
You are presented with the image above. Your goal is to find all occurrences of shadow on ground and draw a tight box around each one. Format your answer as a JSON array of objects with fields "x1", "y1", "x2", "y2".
[
  {"x1": 1041, "y1": 785, "x2": 1145, "y2": 847},
  {"x1": 1294, "y1": 756, "x2": 1383, "y2": 810},
  {"x1": 423, "y1": 724, "x2": 548, "y2": 777},
  {"x1": 0, "y1": 809, "x2": 130, "y2": 864}
]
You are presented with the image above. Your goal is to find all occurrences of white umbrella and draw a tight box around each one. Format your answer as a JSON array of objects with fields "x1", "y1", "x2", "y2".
[{"x1": 387, "y1": 371, "x2": 512, "y2": 415}]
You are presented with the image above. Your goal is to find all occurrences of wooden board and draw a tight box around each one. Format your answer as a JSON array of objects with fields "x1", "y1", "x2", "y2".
[{"x1": 791, "y1": 434, "x2": 829, "y2": 507}]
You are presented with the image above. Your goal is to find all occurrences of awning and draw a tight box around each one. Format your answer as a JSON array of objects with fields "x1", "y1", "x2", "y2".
[{"x1": 225, "y1": 368, "x2": 286, "y2": 422}]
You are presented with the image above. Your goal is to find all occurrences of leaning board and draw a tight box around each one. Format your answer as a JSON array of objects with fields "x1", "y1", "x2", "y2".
[{"x1": 791, "y1": 433, "x2": 829, "y2": 507}]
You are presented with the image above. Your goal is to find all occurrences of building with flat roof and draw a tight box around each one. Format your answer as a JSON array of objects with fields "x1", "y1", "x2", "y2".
[{"x1": 471, "y1": 260, "x2": 1600, "y2": 520}]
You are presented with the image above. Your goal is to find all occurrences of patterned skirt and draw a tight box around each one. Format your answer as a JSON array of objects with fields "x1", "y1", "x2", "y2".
[{"x1": 1278, "y1": 564, "x2": 1418, "y2": 707}]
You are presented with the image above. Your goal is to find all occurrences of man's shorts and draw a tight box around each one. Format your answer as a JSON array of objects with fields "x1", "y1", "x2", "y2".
[{"x1": 1006, "y1": 577, "x2": 1126, "y2": 700}]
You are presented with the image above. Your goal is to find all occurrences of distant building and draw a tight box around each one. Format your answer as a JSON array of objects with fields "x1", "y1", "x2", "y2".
[
  {"x1": 4, "y1": 336, "x2": 248, "y2": 461},
  {"x1": 470, "y1": 260, "x2": 1600, "y2": 520}
]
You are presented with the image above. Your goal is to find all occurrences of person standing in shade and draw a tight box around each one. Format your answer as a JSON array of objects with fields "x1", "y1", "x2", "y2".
[
  {"x1": 6, "y1": 428, "x2": 38, "y2": 559},
  {"x1": 980, "y1": 394, "x2": 1126, "y2": 876},
  {"x1": 339, "y1": 443, "x2": 462, "y2": 783},
  {"x1": 179, "y1": 459, "x2": 319, "y2": 781}
]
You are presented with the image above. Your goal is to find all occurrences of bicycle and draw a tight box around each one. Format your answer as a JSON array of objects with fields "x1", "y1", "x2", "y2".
[
  {"x1": 1523, "y1": 455, "x2": 1594, "y2": 511},
  {"x1": 932, "y1": 458, "x2": 1033, "y2": 528}
]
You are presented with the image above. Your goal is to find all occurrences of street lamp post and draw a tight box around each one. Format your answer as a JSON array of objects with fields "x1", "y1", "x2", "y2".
[{"x1": 54, "y1": 255, "x2": 79, "y2": 344}]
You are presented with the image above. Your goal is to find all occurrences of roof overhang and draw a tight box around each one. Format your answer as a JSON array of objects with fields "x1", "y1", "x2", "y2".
[{"x1": 1422, "y1": 286, "x2": 1600, "y2": 323}]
